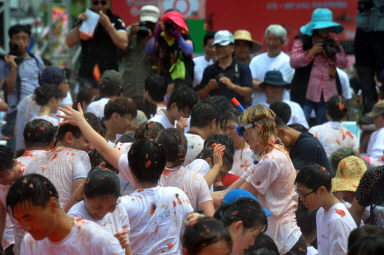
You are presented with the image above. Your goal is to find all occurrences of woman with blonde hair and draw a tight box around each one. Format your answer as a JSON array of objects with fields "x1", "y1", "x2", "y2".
[{"x1": 214, "y1": 104, "x2": 305, "y2": 255}]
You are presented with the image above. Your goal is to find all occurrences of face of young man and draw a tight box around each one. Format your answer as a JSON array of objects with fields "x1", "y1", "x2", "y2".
[
  {"x1": 10, "y1": 31, "x2": 30, "y2": 56},
  {"x1": 71, "y1": 134, "x2": 93, "y2": 152},
  {"x1": 84, "y1": 194, "x2": 117, "y2": 221},
  {"x1": 214, "y1": 44, "x2": 234, "y2": 60},
  {"x1": 296, "y1": 184, "x2": 321, "y2": 211},
  {"x1": 0, "y1": 161, "x2": 22, "y2": 186},
  {"x1": 204, "y1": 39, "x2": 215, "y2": 60},
  {"x1": 90, "y1": 0, "x2": 109, "y2": 13},
  {"x1": 114, "y1": 113, "x2": 133, "y2": 134},
  {"x1": 264, "y1": 85, "x2": 284, "y2": 104},
  {"x1": 234, "y1": 40, "x2": 251, "y2": 61}
]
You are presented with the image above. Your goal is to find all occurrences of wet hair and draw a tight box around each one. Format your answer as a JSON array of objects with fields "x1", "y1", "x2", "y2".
[
  {"x1": 269, "y1": 101, "x2": 291, "y2": 124},
  {"x1": 190, "y1": 102, "x2": 218, "y2": 128},
  {"x1": 348, "y1": 225, "x2": 384, "y2": 255},
  {"x1": 214, "y1": 198, "x2": 268, "y2": 233},
  {"x1": 326, "y1": 95, "x2": 348, "y2": 121},
  {"x1": 23, "y1": 119, "x2": 57, "y2": 148},
  {"x1": 245, "y1": 234, "x2": 279, "y2": 255},
  {"x1": 204, "y1": 134, "x2": 236, "y2": 156},
  {"x1": 0, "y1": 145, "x2": 15, "y2": 173},
  {"x1": 220, "y1": 108, "x2": 241, "y2": 130},
  {"x1": 197, "y1": 147, "x2": 234, "y2": 170},
  {"x1": 173, "y1": 78, "x2": 193, "y2": 89},
  {"x1": 134, "y1": 121, "x2": 164, "y2": 140},
  {"x1": 288, "y1": 123, "x2": 308, "y2": 133},
  {"x1": 128, "y1": 138, "x2": 166, "y2": 184},
  {"x1": 167, "y1": 86, "x2": 198, "y2": 112},
  {"x1": 88, "y1": 150, "x2": 119, "y2": 174},
  {"x1": 182, "y1": 215, "x2": 232, "y2": 255},
  {"x1": 6, "y1": 174, "x2": 59, "y2": 214},
  {"x1": 239, "y1": 105, "x2": 277, "y2": 158},
  {"x1": 205, "y1": 96, "x2": 235, "y2": 128},
  {"x1": 84, "y1": 168, "x2": 120, "y2": 199},
  {"x1": 56, "y1": 124, "x2": 82, "y2": 143},
  {"x1": 157, "y1": 128, "x2": 187, "y2": 166},
  {"x1": 34, "y1": 85, "x2": 64, "y2": 106},
  {"x1": 104, "y1": 96, "x2": 137, "y2": 121},
  {"x1": 203, "y1": 31, "x2": 216, "y2": 45},
  {"x1": 73, "y1": 88, "x2": 94, "y2": 110},
  {"x1": 295, "y1": 163, "x2": 332, "y2": 192},
  {"x1": 295, "y1": 205, "x2": 317, "y2": 241},
  {"x1": 145, "y1": 74, "x2": 168, "y2": 103},
  {"x1": 117, "y1": 133, "x2": 135, "y2": 144},
  {"x1": 8, "y1": 24, "x2": 31, "y2": 38},
  {"x1": 84, "y1": 112, "x2": 105, "y2": 136}
]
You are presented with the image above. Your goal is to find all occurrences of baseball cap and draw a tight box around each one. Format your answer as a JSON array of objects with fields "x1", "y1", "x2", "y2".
[
  {"x1": 222, "y1": 189, "x2": 272, "y2": 216},
  {"x1": 40, "y1": 66, "x2": 66, "y2": 86},
  {"x1": 100, "y1": 70, "x2": 122, "y2": 88},
  {"x1": 367, "y1": 101, "x2": 384, "y2": 118},
  {"x1": 140, "y1": 5, "x2": 160, "y2": 23},
  {"x1": 213, "y1": 30, "x2": 234, "y2": 46}
]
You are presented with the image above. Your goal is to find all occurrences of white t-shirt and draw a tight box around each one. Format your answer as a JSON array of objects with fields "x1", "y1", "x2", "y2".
[
  {"x1": 20, "y1": 218, "x2": 124, "y2": 255},
  {"x1": 67, "y1": 200, "x2": 130, "y2": 242},
  {"x1": 87, "y1": 97, "x2": 110, "y2": 119},
  {"x1": 120, "y1": 186, "x2": 193, "y2": 255},
  {"x1": 337, "y1": 68, "x2": 352, "y2": 100},
  {"x1": 17, "y1": 150, "x2": 48, "y2": 169},
  {"x1": 316, "y1": 203, "x2": 357, "y2": 255},
  {"x1": 187, "y1": 159, "x2": 214, "y2": 192},
  {"x1": 30, "y1": 115, "x2": 60, "y2": 126},
  {"x1": 159, "y1": 165, "x2": 212, "y2": 210},
  {"x1": 193, "y1": 56, "x2": 214, "y2": 87},
  {"x1": 24, "y1": 146, "x2": 91, "y2": 208},
  {"x1": 366, "y1": 127, "x2": 384, "y2": 166},
  {"x1": 0, "y1": 184, "x2": 13, "y2": 249},
  {"x1": 114, "y1": 142, "x2": 135, "y2": 195},
  {"x1": 184, "y1": 133, "x2": 204, "y2": 166},
  {"x1": 309, "y1": 121, "x2": 358, "y2": 157},
  {"x1": 307, "y1": 246, "x2": 318, "y2": 255},
  {"x1": 249, "y1": 52, "x2": 294, "y2": 105},
  {"x1": 229, "y1": 146, "x2": 255, "y2": 177},
  {"x1": 149, "y1": 108, "x2": 173, "y2": 129}
]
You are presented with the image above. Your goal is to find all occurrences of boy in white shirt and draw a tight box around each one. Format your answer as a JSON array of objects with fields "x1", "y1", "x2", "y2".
[
  {"x1": 296, "y1": 163, "x2": 357, "y2": 255},
  {"x1": 6, "y1": 174, "x2": 125, "y2": 255}
]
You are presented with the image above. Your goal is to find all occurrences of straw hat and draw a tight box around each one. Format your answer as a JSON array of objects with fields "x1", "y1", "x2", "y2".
[
  {"x1": 234, "y1": 29, "x2": 262, "y2": 54},
  {"x1": 332, "y1": 156, "x2": 367, "y2": 192}
]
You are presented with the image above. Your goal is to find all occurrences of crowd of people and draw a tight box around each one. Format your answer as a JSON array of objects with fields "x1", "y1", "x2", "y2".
[{"x1": 0, "y1": 0, "x2": 384, "y2": 254}]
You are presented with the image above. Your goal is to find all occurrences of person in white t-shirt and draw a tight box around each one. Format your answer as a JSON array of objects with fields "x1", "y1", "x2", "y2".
[
  {"x1": 249, "y1": 25, "x2": 294, "y2": 105},
  {"x1": 6, "y1": 174, "x2": 125, "y2": 255},
  {"x1": 68, "y1": 168, "x2": 131, "y2": 255},
  {"x1": 87, "y1": 70, "x2": 122, "y2": 119},
  {"x1": 144, "y1": 74, "x2": 168, "y2": 118},
  {"x1": 296, "y1": 163, "x2": 357, "y2": 255},
  {"x1": 193, "y1": 31, "x2": 216, "y2": 87},
  {"x1": 157, "y1": 128, "x2": 215, "y2": 216},
  {"x1": 119, "y1": 138, "x2": 193, "y2": 255},
  {"x1": 337, "y1": 68, "x2": 352, "y2": 100}
]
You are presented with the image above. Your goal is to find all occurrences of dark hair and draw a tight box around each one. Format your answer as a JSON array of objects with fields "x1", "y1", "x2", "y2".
[
  {"x1": 295, "y1": 163, "x2": 332, "y2": 192},
  {"x1": 134, "y1": 121, "x2": 164, "y2": 140},
  {"x1": 295, "y1": 205, "x2": 317, "y2": 240},
  {"x1": 326, "y1": 95, "x2": 348, "y2": 121},
  {"x1": 56, "y1": 124, "x2": 82, "y2": 142},
  {"x1": 348, "y1": 226, "x2": 384, "y2": 255},
  {"x1": 330, "y1": 147, "x2": 356, "y2": 173},
  {"x1": 204, "y1": 134, "x2": 236, "y2": 156},
  {"x1": 220, "y1": 108, "x2": 241, "y2": 130},
  {"x1": 117, "y1": 133, "x2": 135, "y2": 144},
  {"x1": 274, "y1": 117, "x2": 288, "y2": 129},
  {"x1": 190, "y1": 102, "x2": 218, "y2": 128},
  {"x1": 167, "y1": 86, "x2": 198, "y2": 112},
  {"x1": 88, "y1": 150, "x2": 119, "y2": 174},
  {"x1": 128, "y1": 138, "x2": 166, "y2": 184},
  {"x1": 288, "y1": 123, "x2": 308, "y2": 133},
  {"x1": 73, "y1": 88, "x2": 94, "y2": 110},
  {"x1": 269, "y1": 101, "x2": 291, "y2": 124},
  {"x1": 8, "y1": 24, "x2": 31, "y2": 38},
  {"x1": 205, "y1": 96, "x2": 235, "y2": 128},
  {"x1": 84, "y1": 112, "x2": 105, "y2": 136},
  {"x1": 173, "y1": 79, "x2": 193, "y2": 89},
  {"x1": 145, "y1": 74, "x2": 168, "y2": 103},
  {"x1": 245, "y1": 234, "x2": 279, "y2": 255},
  {"x1": 203, "y1": 31, "x2": 216, "y2": 45},
  {"x1": 214, "y1": 198, "x2": 268, "y2": 232},
  {"x1": 197, "y1": 147, "x2": 234, "y2": 170},
  {"x1": 104, "y1": 96, "x2": 137, "y2": 121},
  {"x1": 23, "y1": 119, "x2": 57, "y2": 148},
  {"x1": 157, "y1": 128, "x2": 187, "y2": 165},
  {"x1": 0, "y1": 145, "x2": 15, "y2": 173},
  {"x1": 34, "y1": 85, "x2": 64, "y2": 106},
  {"x1": 84, "y1": 168, "x2": 120, "y2": 199},
  {"x1": 6, "y1": 174, "x2": 59, "y2": 214},
  {"x1": 182, "y1": 216, "x2": 232, "y2": 255}
]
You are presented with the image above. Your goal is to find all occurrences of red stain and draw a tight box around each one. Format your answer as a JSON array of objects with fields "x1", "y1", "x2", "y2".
[
  {"x1": 145, "y1": 160, "x2": 152, "y2": 168},
  {"x1": 163, "y1": 170, "x2": 171, "y2": 176},
  {"x1": 150, "y1": 203, "x2": 156, "y2": 215},
  {"x1": 175, "y1": 194, "x2": 182, "y2": 205},
  {"x1": 173, "y1": 201, "x2": 176, "y2": 207},
  {"x1": 335, "y1": 209, "x2": 346, "y2": 217},
  {"x1": 167, "y1": 243, "x2": 174, "y2": 249}
]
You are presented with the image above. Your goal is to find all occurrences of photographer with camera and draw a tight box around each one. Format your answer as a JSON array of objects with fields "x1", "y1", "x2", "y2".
[
  {"x1": 290, "y1": 8, "x2": 347, "y2": 125},
  {"x1": 65, "y1": 0, "x2": 127, "y2": 90},
  {"x1": 145, "y1": 10, "x2": 194, "y2": 83},
  {"x1": 0, "y1": 24, "x2": 44, "y2": 151},
  {"x1": 196, "y1": 30, "x2": 253, "y2": 106},
  {"x1": 354, "y1": 0, "x2": 384, "y2": 113},
  {"x1": 120, "y1": 5, "x2": 160, "y2": 109}
]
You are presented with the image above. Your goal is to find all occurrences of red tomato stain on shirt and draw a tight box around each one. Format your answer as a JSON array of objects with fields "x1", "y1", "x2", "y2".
[{"x1": 335, "y1": 209, "x2": 346, "y2": 217}]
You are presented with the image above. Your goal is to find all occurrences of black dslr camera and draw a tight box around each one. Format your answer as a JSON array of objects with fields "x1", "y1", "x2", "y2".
[
  {"x1": 216, "y1": 73, "x2": 226, "y2": 86},
  {"x1": 137, "y1": 21, "x2": 151, "y2": 38},
  {"x1": 164, "y1": 20, "x2": 176, "y2": 34},
  {"x1": 9, "y1": 42, "x2": 23, "y2": 65},
  {"x1": 322, "y1": 38, "x2": 340, "y2": 59}
]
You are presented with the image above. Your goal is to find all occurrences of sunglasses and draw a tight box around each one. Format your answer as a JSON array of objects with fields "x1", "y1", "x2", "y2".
[{"x1": 92, "y1": 0, "x2": 107, "y2": 5}]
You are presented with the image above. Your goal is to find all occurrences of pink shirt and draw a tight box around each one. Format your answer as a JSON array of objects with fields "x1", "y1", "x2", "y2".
[{"x1": 290, "y1": 38, "x2": 347, "y2": 103}]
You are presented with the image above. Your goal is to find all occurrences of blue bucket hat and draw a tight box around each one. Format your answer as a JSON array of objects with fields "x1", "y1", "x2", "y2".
[
  {"x1": 260, "y1": 70, "x2": 289, "y2": 88},
  {"x1": 222, "y1": 189, "x2": 272, "y2": 217},
  {"x1": 40, "y1": 66, "x2": 66, "y2": 86},
  {"x1": 300, "y1": 8, "x2": 343, "y2": 36}
]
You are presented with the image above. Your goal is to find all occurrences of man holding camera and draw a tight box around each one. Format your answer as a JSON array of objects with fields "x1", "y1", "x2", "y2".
[
  {"x1": 197, "y1": 30, "x2": 253, "y2": 106},
  {"x1": 66, "y1": 0, "x2": 127, "y2": 90},
  {"x1": 290, "y1": 8, "x2": 347, "y2": 125},
  {"x1": 120, "y1": 5, "x2": 160, "y2": 109},
  {"x1": 0, "y1": 24, "x2": 44, "y2": 151}
]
